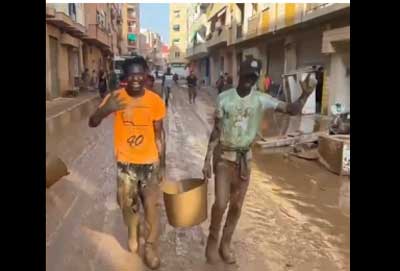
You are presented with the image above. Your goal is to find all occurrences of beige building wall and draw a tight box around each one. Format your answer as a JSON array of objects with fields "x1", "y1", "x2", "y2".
[
  {"x1": 169, "y1": 4, "x2": 188, "y2": 64},
  {"x1": 47, "y1": 2, "x2": 124, "y2": 100},
  {"x1": 46, "y1": 24, "x2": 51, "y2": 100},
  {"x1": 121, "y1": 4, "x2": 128, "y2": 55},
  {"x1": 47, "y1": 23, "x2": 82, "y2": 98}
]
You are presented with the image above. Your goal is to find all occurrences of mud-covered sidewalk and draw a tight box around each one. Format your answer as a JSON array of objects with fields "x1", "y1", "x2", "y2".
[{"x1": 46, "y1": 83, "x2": 349, "y2": 271}]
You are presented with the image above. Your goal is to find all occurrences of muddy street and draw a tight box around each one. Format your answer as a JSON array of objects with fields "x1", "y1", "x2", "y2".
[{"x1": 46, "y1": 83, "x2": 349, "y2": 271}]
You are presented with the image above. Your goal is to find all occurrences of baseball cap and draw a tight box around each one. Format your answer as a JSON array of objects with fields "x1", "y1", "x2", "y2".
[{"x1": 239, "y1": 57, "x2": 262, "y2": 77}]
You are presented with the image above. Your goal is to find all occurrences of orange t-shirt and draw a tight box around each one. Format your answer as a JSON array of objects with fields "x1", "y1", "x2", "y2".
[{"x1": 100, "y1": 88, "x2": 166, "y2": 164}]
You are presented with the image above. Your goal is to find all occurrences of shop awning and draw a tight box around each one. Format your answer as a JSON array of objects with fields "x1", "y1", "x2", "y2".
[{"x1": 128, "y1": 33, "x2": 136, "y2": 41}]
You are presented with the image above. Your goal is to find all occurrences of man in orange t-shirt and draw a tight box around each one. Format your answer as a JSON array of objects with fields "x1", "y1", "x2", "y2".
[{"x1": 89, "y1": 56, "x2": 166, "y2": 270}]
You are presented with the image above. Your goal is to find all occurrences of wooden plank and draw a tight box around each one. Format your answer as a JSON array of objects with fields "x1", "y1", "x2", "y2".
[{"x1": 256, "y1": 131, "x2": 327, "y2": 148}]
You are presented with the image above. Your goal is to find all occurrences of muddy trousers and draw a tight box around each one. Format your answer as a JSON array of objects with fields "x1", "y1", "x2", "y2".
[
  {"x1": 208, "y1": 158, "x2": 250, "y2": 253},
  {"x1": 164, "y1": 87, "x2": 171, "y2": 107},
  {"x1": 116, "y1": 162, "x2": 161, "y2": 251},
  {"x1": 188, "y1": 87, "x2": 197, "y2": 103}
]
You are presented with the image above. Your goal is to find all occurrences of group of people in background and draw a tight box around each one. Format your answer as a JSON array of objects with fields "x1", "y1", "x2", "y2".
[
  {"x1": 81, "y1": 68, "x2": 119, "y2": 98},
  {"x1": 216, "y1": 73, "x2": 234, "y2": 94}
]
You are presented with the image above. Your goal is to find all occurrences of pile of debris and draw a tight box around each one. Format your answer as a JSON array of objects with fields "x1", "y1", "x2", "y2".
[{"x1": 257, "y1": 132, "x2": 350, "y2": 176}]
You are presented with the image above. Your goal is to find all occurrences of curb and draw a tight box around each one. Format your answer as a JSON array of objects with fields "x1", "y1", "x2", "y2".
[{"x1": 46, "y1": 95, "x2": 101, "y2": 138}]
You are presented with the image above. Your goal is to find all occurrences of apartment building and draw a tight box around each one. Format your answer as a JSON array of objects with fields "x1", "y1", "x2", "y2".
[
  {"x1": 169, "y1": 4, "x2": 189, "y2": 65},
  {"x1": 46, "y1": 3, "x2": 124, "y2": 100},
  {"x1": 186, "y1": 3, "x2": 350, "y2": 115}
]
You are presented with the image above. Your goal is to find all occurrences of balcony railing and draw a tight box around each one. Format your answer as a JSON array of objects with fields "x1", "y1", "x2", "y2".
[
  {"x1": 46, "y1": 11, "x2": 86, "y2": 38},
  {"x1": 85, "y1": 24, "x2": 111, "y2": 48},
  {"x1": 186, "y1": 43, "x2": 207, "y2": 59},
  {"x1": 305, "y1": 3, "x2": 332, "y2": 14},
  {"x1": 228, "y1": 3, "x2": 348, "y2": 45},
  {"x1": 206, "y1": 26, "x2": 228, "y2": 48},
  {"x1": 128, "y1": 41, "x2": 137, "y2": 47},
  {"x1": 247, "y1": 14, "x2": 260, "y2": 37},
  {"x1": 302, "y1": 3, "x2": 348, "y2": 22}
]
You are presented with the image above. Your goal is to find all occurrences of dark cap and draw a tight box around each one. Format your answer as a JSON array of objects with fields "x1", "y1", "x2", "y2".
[{"x1": 239, "y1": 57, "x2": 262, "y2": 77}]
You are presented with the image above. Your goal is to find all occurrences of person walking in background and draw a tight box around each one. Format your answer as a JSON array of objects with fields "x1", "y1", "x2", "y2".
[
  {"x1": 90, "y1": 69, "x2": 98, "y2": 91},
  {"x1": 162, "y1": 67, "x2": 174, "y2": 107},
  {"x1": 216, "y1": 75, "x2": 225, "y2": 94},
  {"x1": 98, "y1": 69, "x2": 108, "y2": 98},
  {"x1": 145, "y1": 74, "x2": 161, "y2": 97},
  {"x1": 186, "y1": 70, "x2": 198, "y2": 104},
  {"x1": 315, "y1": 66, "x2": 324, "y2": 113},
  {"x1": 81, "y1": 68, "x2": 90, "y2": 91},
  {"x1": 221, "y1": 75, "x2": 233, "y2": 92},
  {"x1": 109, "y1": 70, "x2": 119, "y2": 92},
  {"x1": 264, "y1": 74, "x2": 272, "y2": 93}
]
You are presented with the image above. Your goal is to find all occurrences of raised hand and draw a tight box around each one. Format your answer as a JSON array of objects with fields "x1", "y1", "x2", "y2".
[{"x1": 101, "y1": 91, "x2": 127, "y2": 114}]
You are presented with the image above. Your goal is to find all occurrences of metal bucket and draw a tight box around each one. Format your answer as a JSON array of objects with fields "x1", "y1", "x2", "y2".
[
  {"x1": 162, "y1": 178, "x2": 207, "y2": 228},
  {"x1": 46, "y1": 153, "x2": 69, "y2": 188}
]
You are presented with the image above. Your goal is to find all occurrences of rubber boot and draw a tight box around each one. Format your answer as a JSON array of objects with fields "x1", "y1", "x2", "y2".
[
  {"x1": 219, "y1": 207, "x2": 239, "y2": 264},
  {"x1": 219, "y1": 208, "x2": 240, "y2": 264},
  {"x1": 205, "y1": 205, "x2": 223, "y2": 264},
  {"x1": 127, "y1": 215, "x2": 140, "y2": 253},
  {"x1": 144, "y1": 242, "x2": 161, "y2": 270},
  {"x1": 219, "y1": 229, "x2": 236, "y2": 264},
  {"x1": 205, "y1": 230, "x2": 220, "y2": 264}
]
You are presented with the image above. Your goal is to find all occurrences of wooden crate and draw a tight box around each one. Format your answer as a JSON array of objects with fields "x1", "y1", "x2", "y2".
[{"x1": 318, "y1": 134, "x2": 350, "y2": 176}]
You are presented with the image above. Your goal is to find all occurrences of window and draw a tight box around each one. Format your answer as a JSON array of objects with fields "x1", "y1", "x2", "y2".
[
  {"x1": 174, "y1": 10, "x2": 180, "y2": 18},
  {"x1": 96, "y1": 10, "x2": 106, "y2": 30},
  {"x1": 68, "y1": 3, "x2": 77, "y2": 21},
  {"x1": 173, "y1": 25, "x2": 180, "y2": 32},
  {"x1": 251, "y1": 4, "x2": 258, "y2": 16},
  {"x1": 172, "y1": 38, "x2": 180, "y2": 45},
  {"x1": 175, "y1": 52, "x2": 180, "y2": 58},
  {"x1": 128, "y1": 8, "x2": 136, "y2": 18}
]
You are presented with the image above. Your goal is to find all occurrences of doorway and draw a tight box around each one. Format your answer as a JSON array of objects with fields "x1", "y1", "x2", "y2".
[{"x1": 49, "y1": 37, "x2": 60, "y2": 98}]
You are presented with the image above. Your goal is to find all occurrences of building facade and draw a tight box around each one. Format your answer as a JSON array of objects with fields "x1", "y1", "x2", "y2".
[
  {"x1": 46, "y1": 3, "x2": 86, "y2": 100},
  {"x1": 46, "y1": 3, "x2": 125, "y2": 100},
  {"x1": 139, "y1": 29, "x2": 164, "y2": 70},
  {"x1": 169, "y1": 4, "x2": 189, "y2": 65},
  {"x1": 186, "y1": 3, "x2": 350, "y2": 115},
  {"x1": 186, "y1": 4, "x2": 210, "y2": 84},
  {"x1": 124, "y1": 3, "x2": 140, "y2": 54}
]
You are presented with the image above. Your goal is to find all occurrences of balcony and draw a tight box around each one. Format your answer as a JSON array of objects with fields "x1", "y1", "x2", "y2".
[
  {"x1": 128, "y1": 26, "x2": 136, "y2": 33},
  {"x1": 260, "y1": 8, "x2": 272, "y2": 34},
  {"x1": 60, "y1": 32, "x2": 80, "y2": 47},
  {"x1": 46, "y1": 6, "x2": 56, "y2": 18},
  {"x1": 84, "y1": 24, "x2": 111, "y2": 49},
  {"x1": 46, "y1": 11, "x2": 86, "y2": 38},
  {"x1": 236, "y1": 24, "x2": 243, "y2": 40},
  {"x1": 247, "y1": 14, "x2": 260, "y2": 38},
  {"x1": 127, "y1": 12, "x2": 137, "y2": 21},
  {"x1": 127, "y1": 41, "x2": 137, "y2": 48},
  {"x1": 206, "y1": 26, "x2": 228, "y2": 48},
  {"x1": 302, "y1": 3, "x2": 350, "y2": 22},
  {"x1": 322, "y1": 26, "x2": 350, "y2": 54},
  {"x1": 186, "y1": 43, "x2": 208, "y2": 60}
]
